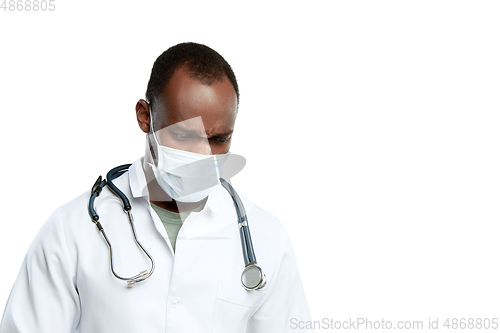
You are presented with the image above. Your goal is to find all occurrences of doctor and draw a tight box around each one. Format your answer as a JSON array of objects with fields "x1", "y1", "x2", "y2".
[{"x1": 0, "y1": 42, "x2": 313, "y2": 332}]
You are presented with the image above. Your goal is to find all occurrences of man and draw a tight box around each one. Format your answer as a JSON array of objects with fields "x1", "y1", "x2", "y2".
[{"x1": 0, "y1": 42, "x2": 313, "y2": 332}]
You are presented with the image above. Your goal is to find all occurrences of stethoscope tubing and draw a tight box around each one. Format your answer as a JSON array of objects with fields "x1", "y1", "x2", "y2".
[
  {"x1": 88, "y1": 165, "x2": 265, "y2": 290},
  {"x1": 219, "y1": 178, "x2": 257, "y2": 265},
  {"x1": 106, "y1": 165, "x2": 132, "y2": 210}
]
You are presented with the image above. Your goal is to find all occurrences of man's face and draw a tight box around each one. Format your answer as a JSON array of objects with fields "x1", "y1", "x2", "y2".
[{"x1": 151, "y1": 67, "x2": 237, "y2": 155}]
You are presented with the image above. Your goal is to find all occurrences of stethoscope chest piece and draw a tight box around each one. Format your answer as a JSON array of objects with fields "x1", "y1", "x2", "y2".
[{"x1": 241, "y1": 263, "x2": 267, "y2": 290}]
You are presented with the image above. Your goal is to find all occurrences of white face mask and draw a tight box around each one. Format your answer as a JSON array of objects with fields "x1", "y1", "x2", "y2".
[{"x1": 147, "y1": 115, "x2": 231, "y2": 203}]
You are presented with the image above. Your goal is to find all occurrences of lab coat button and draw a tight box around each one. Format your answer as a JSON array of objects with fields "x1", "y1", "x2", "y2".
[{"x1": 171, "y1": 298, "x2": 180, "y2": 307}]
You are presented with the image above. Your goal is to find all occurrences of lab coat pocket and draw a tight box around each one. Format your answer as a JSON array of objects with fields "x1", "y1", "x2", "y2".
[{"x1": 212, "y1": 280, "x2": 262, "y2": 333}]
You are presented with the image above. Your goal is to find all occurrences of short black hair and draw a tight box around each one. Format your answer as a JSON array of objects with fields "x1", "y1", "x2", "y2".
[{"x1": 145, "y1": 42, "x2": 239, "y2": 109}]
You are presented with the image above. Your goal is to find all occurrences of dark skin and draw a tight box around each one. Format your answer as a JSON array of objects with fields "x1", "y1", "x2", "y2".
[{"x1": 135, "y1": 66, "x2": 238, "y2": 213}]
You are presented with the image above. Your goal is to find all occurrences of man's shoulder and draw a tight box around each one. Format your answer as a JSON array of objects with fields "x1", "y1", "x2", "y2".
[
  {"x1": 230, "y1": 188, "x2": 300, "y2": 275},
  {"x1": 234, "y1": 188, "x2": 290, "y2": 243},
  {"x1": 42, "y1": 169, "x2": 132, "y2": 235},
  {"x1": 34, "y1": 190, "x2": 93, "y2": 240}
]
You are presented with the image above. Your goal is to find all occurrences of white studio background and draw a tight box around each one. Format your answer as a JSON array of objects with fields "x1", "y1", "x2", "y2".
[{"x1": 1, "y1": 1, "x2": 499, "y2": 331}]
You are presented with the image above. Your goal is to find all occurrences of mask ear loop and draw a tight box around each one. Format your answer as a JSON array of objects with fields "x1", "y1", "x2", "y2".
[
  {"x1": 149, "y1": 111, "x2": 163, "y2": 147},
  {"x1": 147, "y1": 111, "x2": 159, "y2": 163}
]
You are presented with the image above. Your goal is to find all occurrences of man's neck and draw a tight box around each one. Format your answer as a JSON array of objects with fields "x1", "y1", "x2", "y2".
[{"x1": 150, "y1": 198, "x2": 206, "y2": 213}]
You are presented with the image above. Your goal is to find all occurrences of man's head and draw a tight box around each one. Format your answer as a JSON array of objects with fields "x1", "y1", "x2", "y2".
[
  {"x1": 145, "y1": 42, "x2": 239, "y2": 108},
  {"x1": 136, "y1": 42, "x2": 239, "y2": 155}
]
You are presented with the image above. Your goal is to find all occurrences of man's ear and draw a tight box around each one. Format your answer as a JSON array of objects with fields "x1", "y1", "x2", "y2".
[{"x1": 136, "y1": 99, "x2": 151, "y2": 133}]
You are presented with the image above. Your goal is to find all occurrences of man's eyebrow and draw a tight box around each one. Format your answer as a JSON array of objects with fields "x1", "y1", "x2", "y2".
[
  {"x1": 167, "y1": 125, "x2": 233, "y2": 138},
  {"x1": 210, "y1": 130, "x2": 233, "y2": 137},
  {"x1": 167, "y1": 125, "x2": 201, "y2": 135}
]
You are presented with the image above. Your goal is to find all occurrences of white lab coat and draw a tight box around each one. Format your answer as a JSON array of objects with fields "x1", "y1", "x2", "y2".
[{"x1": 0, "y1": 158, "x2": 313, "y2": 333}]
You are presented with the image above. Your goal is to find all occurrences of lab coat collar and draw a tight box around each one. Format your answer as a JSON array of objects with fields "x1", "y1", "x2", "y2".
[{"x1": 128, "y1": 157, "x2": 223, "y2": 215}]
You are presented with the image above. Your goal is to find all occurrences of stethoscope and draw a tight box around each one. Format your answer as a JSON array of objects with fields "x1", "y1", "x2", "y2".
[{"x1": 87, "y1": 164, "x2": 267, "y2": 291}]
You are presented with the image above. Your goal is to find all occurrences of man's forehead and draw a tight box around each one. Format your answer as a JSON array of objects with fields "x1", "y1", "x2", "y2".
[
  {"x1": 151, "y1": 67, "x2": 237, "y2": 135},
  {"x1": 162, "y1": 116, "x2": 205, "y2": 133},
  {"x1": 155, "y1": 115, "x2": 233, "y2": 137}
]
